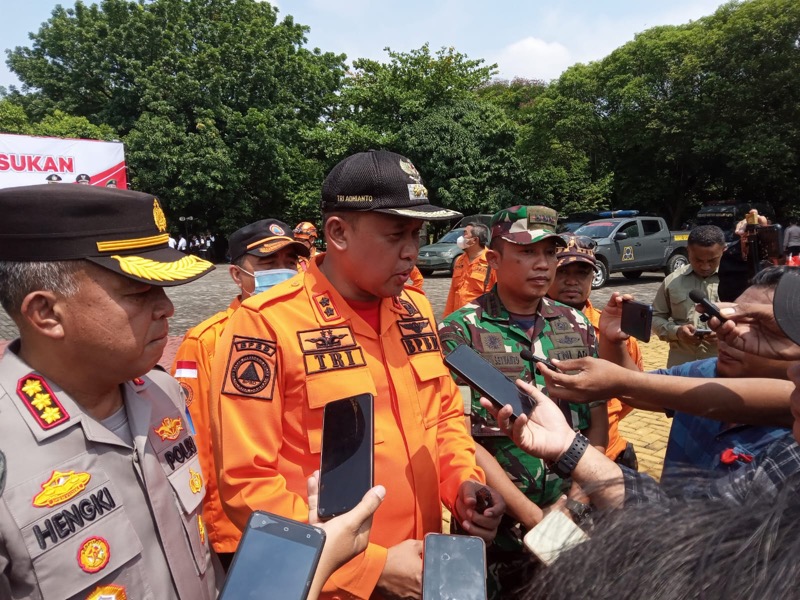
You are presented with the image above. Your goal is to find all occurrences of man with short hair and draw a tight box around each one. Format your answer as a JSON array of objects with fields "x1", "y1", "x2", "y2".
[
  {"x1": 0, "y1": 185, "x2": 219, "y2": 599},
  {"x1": 211, "y1": 150, "x2": 504, "y2": 600},
  {"x1": 547, "y1": 234, "x2": 643, "y2": 467},
  {"x1": 171, "y1": 219, "x2": 309, "y2": 569},
  {"x1": 443, "y1": 222, "x2": 496, "y2": 317},
  {"x1": 653, "y1": 225, "x2": 726, "y2": 367},
  {"x1": 439, "y1": 205, "x2": 605, "y2": 600}
]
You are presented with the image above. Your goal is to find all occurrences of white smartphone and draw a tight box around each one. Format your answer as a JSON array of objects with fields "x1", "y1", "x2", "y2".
[{"x1": 523, "y1": 510, "x2": 589, "y2": 567}]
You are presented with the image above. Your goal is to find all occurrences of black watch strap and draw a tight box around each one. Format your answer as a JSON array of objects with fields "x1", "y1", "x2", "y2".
[{"x1": 549, "y1": 433, "x2": 589, "y2": 479}]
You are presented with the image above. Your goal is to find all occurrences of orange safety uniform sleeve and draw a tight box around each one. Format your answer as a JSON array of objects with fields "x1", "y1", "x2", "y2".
[
  {"x1": 409, "y1": 266, "x2": 425, "y2": 289},
  {"x1": 171, "y1": 299, "x2": 242, "y2": 554}
]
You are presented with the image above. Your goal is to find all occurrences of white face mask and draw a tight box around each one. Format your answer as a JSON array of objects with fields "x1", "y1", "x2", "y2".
[
  {"x1": 253, "y1": 269, "x2": 297, "y2": 294},
  {"x1": 237, "y1": 266, "x2": 297, "y2": 296},
  {"x1": 456, "y1": 235, "x2": 468, "y2": 250}
]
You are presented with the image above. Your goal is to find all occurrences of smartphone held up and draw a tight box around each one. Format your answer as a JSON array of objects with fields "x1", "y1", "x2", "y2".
[
  {"x1": 422, "y1": 533, "x2": 487, "y2": 600},
  {"x1": 318, "y1": 393, "x2": 374, "y2": 521},
  {"x1": 620, "y1": 299, "x2": 653, "y2": 343}
]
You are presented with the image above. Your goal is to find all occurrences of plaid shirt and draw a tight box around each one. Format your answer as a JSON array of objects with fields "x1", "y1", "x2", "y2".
[
  {"x1": 656, "y1": 359, "x2": 789, "y2": 481},
  {"x1": 624, "y1": 432, "x2": 800, "y2": 505}
]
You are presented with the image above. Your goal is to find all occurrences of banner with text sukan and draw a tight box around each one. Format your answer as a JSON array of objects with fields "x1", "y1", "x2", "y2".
[{"x1": 0, "y1": 133, "x2": 127, "y2": 189}]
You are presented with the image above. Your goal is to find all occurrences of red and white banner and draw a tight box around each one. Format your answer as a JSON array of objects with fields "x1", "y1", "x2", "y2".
[{"x1": 0, "y1": 133, "x2": 127, "y2": 190}]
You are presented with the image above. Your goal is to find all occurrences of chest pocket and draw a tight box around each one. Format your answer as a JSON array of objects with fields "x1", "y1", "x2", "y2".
[
  {"x1": 166, "y1": 453, "x2": 209, "y2": 575},
  {"x1": 408, "y1": 352, "x2": 452, "y2": 429},
  {"x1": 5, "y1": 471, "x2": 147, "y2": 600},
  {"x1": 303, "y1": 369, "x2": 380, "y2": 454},
  {"x1": 669, "y1": 290, "x2": 694, "y2": 323}
]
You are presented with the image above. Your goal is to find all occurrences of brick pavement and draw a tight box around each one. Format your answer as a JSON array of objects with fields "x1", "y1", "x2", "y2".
[{"x1": 0, "y1": 268, "x2": 672, "y2": 478}]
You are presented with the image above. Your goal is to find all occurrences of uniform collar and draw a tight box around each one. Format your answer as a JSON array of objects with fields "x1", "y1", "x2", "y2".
[
  {"x1": 478, "y1": 287, "x2": 560, "y2": 323},
  {"x1": 302, "y1": 254, "x2": 421, "y2": 338}
]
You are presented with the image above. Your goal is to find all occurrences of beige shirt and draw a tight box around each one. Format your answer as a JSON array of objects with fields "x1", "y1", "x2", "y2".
[
  {"x1": 0, "y1": 343, "x2": 219, "y2": 600},
  {"x1": 652, "y1": 265, "x2": 720, "y2": 367}
]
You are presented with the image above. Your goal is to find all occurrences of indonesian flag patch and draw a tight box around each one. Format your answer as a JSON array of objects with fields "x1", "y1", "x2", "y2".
[{"x1": 174, "y1": 360, "x2": 198, "y2": 379}]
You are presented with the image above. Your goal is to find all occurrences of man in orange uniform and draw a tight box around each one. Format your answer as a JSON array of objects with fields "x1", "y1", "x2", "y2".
[
  {"x1": 171, "y1": 219, "x2": 309, "y2": 569},
  {"x1": 408, "y1": 265, "x2": 425, "y2": 288},
  {"x1": 547, "y1": 233, "x2": 643, "y2": 467},
  {"x1": 443, "y1": 222, "x2": 496, "y2": 317},
  {"x1": 295, "y1": 221, "x2": 319, "y2": 271},
  {"x1": 211, "y1": 150, "x2": 505, "y2": 600}
]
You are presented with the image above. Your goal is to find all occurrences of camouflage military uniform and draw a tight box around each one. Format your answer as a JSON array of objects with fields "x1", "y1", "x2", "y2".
[{"x1": 439, "y1": 288, "x2": 597, "y2": 598}]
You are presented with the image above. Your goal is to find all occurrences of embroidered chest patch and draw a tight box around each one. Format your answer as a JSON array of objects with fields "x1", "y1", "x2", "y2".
[
  {"x1": 297, "y1": 326, "x2": 367, "y2": 375},
  {"x1": 222, "y1": 336, "x2": 278, "y2": 400},
  {"x1": 397, "y1": 318, "x2": 440, "y2": 355}
]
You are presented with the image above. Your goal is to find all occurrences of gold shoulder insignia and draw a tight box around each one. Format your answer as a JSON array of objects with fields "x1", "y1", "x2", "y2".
[{"x1": 16, "y1": 374, "x2": 69, "y2": 430}]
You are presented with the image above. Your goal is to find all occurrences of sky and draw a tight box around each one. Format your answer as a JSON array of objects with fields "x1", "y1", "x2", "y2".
[{"x1": 1, "y1": 0, "x2": 727, "y2": 90}]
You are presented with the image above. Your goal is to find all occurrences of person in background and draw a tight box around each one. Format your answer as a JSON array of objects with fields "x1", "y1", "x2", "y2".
[
  {"x1": 653, "y1": 225, "x2": 726, "y2": 367},
  {"x1": 408, "y1": 265, "x2": 425, "y2": 288},
  {"x1": 171, "y1": 219, "x2": 309, "y2": 570},
  {"x1": 443, "y1": 222, "x2": 496, "y2": 318},
  {"x1": 784, "y1": 217, "x2": 800, "y2": 257},
  {"x1": 294, "y1": 221, "x2": 319, "y2": 271},
  {"x1": 547, "y1": 233, "x2": 642, "y2": 469}
]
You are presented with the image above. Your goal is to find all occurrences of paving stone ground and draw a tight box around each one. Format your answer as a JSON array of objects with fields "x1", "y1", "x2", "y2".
[{"x1": 0, "y1": 267, "x2": 672, "y2": 478}]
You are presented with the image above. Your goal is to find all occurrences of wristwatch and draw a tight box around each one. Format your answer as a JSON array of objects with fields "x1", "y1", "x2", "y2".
[{"x1": 548, "y1": 433, "x2": 589, "y2": 479}]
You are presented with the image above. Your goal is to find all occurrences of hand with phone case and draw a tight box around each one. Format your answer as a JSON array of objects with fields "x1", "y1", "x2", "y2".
[{"x1": 620, "y1": 299, "x2": 653, "y2": 343}]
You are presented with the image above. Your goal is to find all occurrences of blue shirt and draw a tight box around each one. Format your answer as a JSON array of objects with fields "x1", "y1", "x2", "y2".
[{"x1": 653, "y1": 359, "x2": 790, "y2": 482}]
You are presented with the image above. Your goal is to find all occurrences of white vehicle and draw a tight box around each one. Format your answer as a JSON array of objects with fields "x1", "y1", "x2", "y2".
[{"x1": 0, "y1": 133, "x2": 127, "y2": 189}]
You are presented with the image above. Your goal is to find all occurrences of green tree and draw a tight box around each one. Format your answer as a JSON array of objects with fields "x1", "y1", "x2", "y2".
[{"x1": 7, "y1": 0, "x2": 346, "y2": 231}]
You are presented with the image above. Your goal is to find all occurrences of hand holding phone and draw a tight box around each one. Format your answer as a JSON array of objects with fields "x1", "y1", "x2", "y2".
[
  {"x1": 443, "y1": 345, "x2": 535, "y2": 419},
  {"x1": 422, "y1": 534, "x2": 487, "y2": 600},
  {"x1": 220, "y1": 511, "x2": 326, "y2": 600},
  {"x1": 694, "y1": 327, "x2": 712, "y2": 337},
  {"x1": 318, "y1": 394, "x2": 374, "y2": 521},
  {"x1": 620, "y1": 299, "x2": 653, "y2": 342}
]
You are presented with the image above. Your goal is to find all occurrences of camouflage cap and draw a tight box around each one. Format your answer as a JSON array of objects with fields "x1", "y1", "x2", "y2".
[
  {"x1": 557, "y1": 234, "x2": 597, "y2": 268},
  {"x1": 490, "y1": 205, "x2": 566, "y2": 246}
]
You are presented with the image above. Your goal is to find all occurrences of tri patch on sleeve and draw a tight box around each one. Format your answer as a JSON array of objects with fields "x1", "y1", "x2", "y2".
[{"x1": 222, "y1": 336, "x2": 278, "y2": 400}]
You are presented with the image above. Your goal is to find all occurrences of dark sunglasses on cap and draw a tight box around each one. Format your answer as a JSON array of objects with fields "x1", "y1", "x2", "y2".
[{"x1": 559, "y1": 234, "x2": 597, "y2": 250}]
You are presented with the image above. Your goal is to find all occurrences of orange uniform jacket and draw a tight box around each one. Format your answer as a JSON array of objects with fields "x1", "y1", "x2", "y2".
[
  {"x1": 408, "y1": 265, "x2": 425, "y2": 289},
  {"x1": 443, "y1": 249, "x2": 496, "y2": 317},
  {"x1": 210, "y1": 256, "x2": 484, "y2": 599},
  {"x1": 172, "y1": 297, "x2": 242, "y2": 554},
  {"x1": 583, "y1": 299, "x2": 644, "y2": 460}
]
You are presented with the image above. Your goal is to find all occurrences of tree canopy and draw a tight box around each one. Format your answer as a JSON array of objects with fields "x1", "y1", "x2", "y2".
[{"x1": 3, "y1": 0, "x2": 799, "y2": 231}]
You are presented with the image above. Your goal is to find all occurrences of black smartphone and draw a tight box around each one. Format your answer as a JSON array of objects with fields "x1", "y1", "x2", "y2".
[
  {"x1": 422, "y1": 533, "x2": 487, "y2": 600},
  {"x1": 474, "y1": 487, "x2": 493, "y2": 515},
  {"x1": 219, "y1": 510, "x2": 326, "y2": 600},
  {"x1": 443, "y1": 344, "x2": 535, "y2": 419},
  {"x1": 694, "y1": 327, "x2": 712, "y2": 337},
  {"x1": 620, "y1": 299, "x2": 653, "y2": 343},
  {"x1": 317, "y1": 393, "x2": 374, "y2": 521}
]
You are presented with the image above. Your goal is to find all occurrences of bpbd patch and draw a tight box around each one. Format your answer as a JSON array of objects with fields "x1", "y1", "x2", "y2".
[
  {"x1": 397, "y1": 318, "x2": 440, "y2": 355},
  {"x1": 222, "y1": 336, "x2": 278, "y2": 400}
]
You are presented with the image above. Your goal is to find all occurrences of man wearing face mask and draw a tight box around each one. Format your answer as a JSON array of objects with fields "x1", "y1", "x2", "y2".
[
  {"x1": 443, "y1": 223, "x2": 496, "y2": 317},
  {"x1": 171, "y1": 218, "x2": 309, "y2": 569}
]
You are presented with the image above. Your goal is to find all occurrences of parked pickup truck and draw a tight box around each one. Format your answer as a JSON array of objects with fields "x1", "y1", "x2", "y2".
[{"x1": 574, "y1": 216, "x2": 690, "y2": 288}]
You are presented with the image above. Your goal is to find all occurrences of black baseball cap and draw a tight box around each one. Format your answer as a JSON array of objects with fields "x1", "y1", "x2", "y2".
[
  {"x1": 227, "y1": 219, "x2": 310, "y2": 264},
  {"x1": 321, "y1": 150, "x2": 462, "y2": 221},
  {"x1": 0, "y1": 185, "x2": 214, "y2": 286},
  {"x1": 774, "y1": 268, "x2": 800, "y2": 345}
]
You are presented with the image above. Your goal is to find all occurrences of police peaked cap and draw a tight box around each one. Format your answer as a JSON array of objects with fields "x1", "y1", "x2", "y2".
[{"x1": 0, "y1": 185, "x2": 214, "y2": 286}]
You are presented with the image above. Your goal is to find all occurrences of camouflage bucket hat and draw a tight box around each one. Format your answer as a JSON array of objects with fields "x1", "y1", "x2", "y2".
[
  {"x1": 557, "y1": 234, "x2": 597, "y2": 267},
  {"x1": 490, "y1": 205, "x2": 566, "y2": 246}
]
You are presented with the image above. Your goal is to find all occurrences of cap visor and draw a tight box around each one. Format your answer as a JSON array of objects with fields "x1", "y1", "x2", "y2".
[
  {"x1": 246, "y1": 238, "x2": 310, "y2": 258},
  {"x1": 374, "y1": 205, "x2": 462, "y2": 222},
  {"x1": 774, "y1": 268, "x2": 800, "y2": 345},
  {"x1": 88, "y1": 247, "x2": 215, "y2": 287},
  {"x1": 557, "y1": 256, "x2": 596, "y2": 268}
]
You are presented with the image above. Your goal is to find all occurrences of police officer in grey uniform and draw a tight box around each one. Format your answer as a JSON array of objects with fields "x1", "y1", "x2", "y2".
[{"x1": 0, "y1": 184, "x2": 220, "y2": 599}]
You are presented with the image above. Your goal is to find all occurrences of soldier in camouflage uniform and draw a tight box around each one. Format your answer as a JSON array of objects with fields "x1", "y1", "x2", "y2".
[{"x1": 439, "y1": 205, "x2": 607, "y2": 600}]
